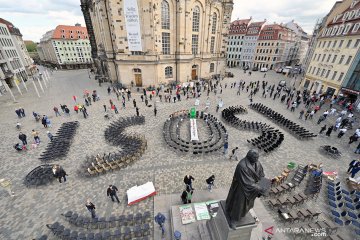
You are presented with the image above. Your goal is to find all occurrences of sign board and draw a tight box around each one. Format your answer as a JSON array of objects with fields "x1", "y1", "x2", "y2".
[
  {"x1": 194, "y1": 202, "x2": 211, "y2": 220},
  {"x1": 179, "y1": 205, "x2": 196, "y2": 224},
  {"x1": 124, "y1": 0, "x2": 142, "y2": 51}
]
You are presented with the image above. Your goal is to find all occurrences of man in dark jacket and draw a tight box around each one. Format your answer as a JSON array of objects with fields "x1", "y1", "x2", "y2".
[
  {"x1": 107, "y1": 185, "x2": 120, "y2": 203},
  {"x1": 18, "y1": 132, "x2": 27, "y2": 145},
  {"x1": 206, "y1": 175, "x2": 215, "y2": 192},
  {"x1": 184, "y1": 175, "x2": 195, "y2": 190}
]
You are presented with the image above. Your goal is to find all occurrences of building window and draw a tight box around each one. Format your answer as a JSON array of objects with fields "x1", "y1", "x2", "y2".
[
  {"x1": 339, "y1": 55, "x2": 345, "y2": 64},
  {"x1": 327, "y1": 54, "x2": 331, "y2": 62},
  {"x1": 192, "y1": 6, "x2": 200, "y2": 32},
  {"x1": 327, "y1": 41, "x2": 331, "y2": 48},
  {"x1": 211, "y1": 13, "x2": 217, "y2": 34},
  {"x1": 346, "y1": 39, "x2": 352, "y2": 48},
  {"x1": 161, "y1": 0, "x2": 170, "y2": 30},
  {"x1": 192, "y1": 34, "x2": 199, "y2": 54},
  {"x1": 325, "y1": 70, "x2": 331, "y2": 78},
  {"x1": 210, "y1": 36, "x2": 215, "y2": 53},
  {"x1": 332, "y1": 55, "x2": 337, "y2": 63},
  {"x1": 355, "y1": 39, "x2": 360, "y2": 48},
  {"x1": 133, "y1": 68, "x2": 141, "y2": 73},
  {"x1": 332, "y1": 40, "x2": 337, "y2": 48},
  {"x1": 339, "y1": 40, "x2": 344, "y2": 48},
  {"x1": 162, "y1": 32, "x2": 170, "y2": 55},
  {"x1": 210, "y1": 63, "x2": 215, "y2": 73},
  {"x1": 165, "y1": 66, "x2": 173, "y2": 78},
  {"x1": 316, "y1": 68, "x2": 320, "y2": 76},
  {"x1": 321, "y1": 69, "x2": 326, "y2": 77},
  {"x1": 321, "y1": 54, "x2": 326, "y2": 62},
  {"x1": 313, "y1": 54, "x2": 317, "y2": 61},
  {"x1": 346, "y1": 56, "x2": 353, "y2": 65},
  {"x1": 331, "y1": 71, "x2": 338, "y2": 80},
  {"x1": 338, "y1": 72, "x2": 344, "y2": 81},
  {"x1": 308, "y1": 66, "x2": 312, "y2": 73}
]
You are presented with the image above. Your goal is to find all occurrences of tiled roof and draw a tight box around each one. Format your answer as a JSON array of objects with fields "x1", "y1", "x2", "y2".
[
  {"x1": 231, "y1": 19, "x2": 251, "y2": 26},
  {"x1": 0, "y1": 18, "x2": 22, "y2": 36},
  {"x1": 52, "y1": 25, "x2": 89, "y2": 40}
]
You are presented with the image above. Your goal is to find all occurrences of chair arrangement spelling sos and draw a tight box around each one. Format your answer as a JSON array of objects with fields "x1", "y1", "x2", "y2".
[
  {"x1": 249, "y1": 103, "x2": 317, "y2": 139},
  {"x1": 320, "y1": 145, "x2": 342, "y2": 158},
  {"x1": 221, "y1": 106, "x2": 284, "y2": 153},
  {"x1": 79, "y1": 116, "x2": 147, "y2": 177},
  {"x1": 163, "y1": 110, "x2": 227, "y2": 154},
  {"x1": 24, "y1": 164, "x2": 55, "y2": 187},
  {"x1": 39, "y1": 121, "x2": 79, "y2": 162},
  {"x1": 45, "y1": 210, "x2": 151, "y2": 240}
]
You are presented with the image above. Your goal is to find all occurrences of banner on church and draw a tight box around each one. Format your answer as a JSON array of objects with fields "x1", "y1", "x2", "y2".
[{"x1": 124, "y1": 0, "x2": 142, "y2": 51}]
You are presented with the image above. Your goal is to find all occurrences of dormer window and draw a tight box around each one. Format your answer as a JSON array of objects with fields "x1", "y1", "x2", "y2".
[{"x1": 61, "y1": 29, "x2": 65, "y2": 33}]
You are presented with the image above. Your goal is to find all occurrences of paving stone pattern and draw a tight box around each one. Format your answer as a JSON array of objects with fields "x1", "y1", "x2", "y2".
[{"x1": 0, "y1": 67, "x2": 358, "y2": 240}]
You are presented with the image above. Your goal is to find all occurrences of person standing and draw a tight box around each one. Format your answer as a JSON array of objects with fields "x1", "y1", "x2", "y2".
[
  {"x1": 41, "y1": 116, "x2": 48, "y2": 128},
  {"x1": 154, "y1": 213, "x2": 166, "y2": 235},
  {"x1": 85, "y1": 200, "x2": 97, "y2": 219},
  {"x1": 223, "y1": 141, "x2": 229, "y2": 155},
  {"x1": 133, "y1": 99, "x2": 137, "y2": 108},
  {"x1": 114, "y1": 105, "x2": 119, "y2": 114},
  {"x1": 325, "y1": 126, "x2": 334, "y2": 137},
  {"x1": 181, "y1": 186, "x2": 193, "y2": 204},
  {"x1": 347, "y1": 160, "x2": 359, "y2": 173},
  {"x1": 103, "y1": 104, "x2": 107, "y2": 112},
  {"x1": 20, "y1": 108, "x2": 25, "y2": 117},
  {"x1": 32, "y1": 130, "x2": 40, "y2": 144},
  {"x1": 350, "y1": 162, "x2": 360, "y2": 178},
  {"x1": 107, "y1": 185, "x2": 120, "y2": 203},
  {"x1": 47, "y1": 131, "x2": 54, "y2": 141},
  {"x1": 355, "y1": 143, "x2": 360, "y2": 154},
  {"x1": 319, "y1": 125, "x2": 327, "y2": 134},
  {"x1": 154, "y1": 107, "x2": 157, "y2": 116},
  {"x1": 136, "y1": 107, "x2": 139, "y2": 116},
  {"x1": 82, "y1": 106, "x2": 88, "y2": 118},
  {"x1": 53, "y1": 106, "x2": 61, "y2": 117},
  {"x1": 337, "y1": 128, "x2": 347, "y2": 138},
  {"x1": 18, "y1": 132, "x2": 27, "y2": 145},
  {"x1": 183, "y1": 175, "x2": 195, "y2": 190},
  {"x1": 206, "y1": 175, "x2": 215, "y2": 192},
  {"x1": 299, "y1": 109, "x2": 305, "y2": 119},
  {"x1": 229, "y1": 147, "x2": 239, "y2": 160},
  {"x1": 107, "y1": 86, "x2": 111, "y2": 95},
  {"x1": 15, "y1": 109, "x2": 21, "y2": 118}
]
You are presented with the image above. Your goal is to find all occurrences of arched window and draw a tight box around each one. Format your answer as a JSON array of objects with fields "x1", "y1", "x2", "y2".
[
  {"x1": 209, "y1": 63, "x2": 214, "y2": 72},
  {"x1": 161, "y1": 0, "x2": 170, "y2": 30},
  {"x1": 192, "y1": 6, "x2": 200, "y2": 32},
  {"x1": 165, "y1": 66, "x2": 173, "y2": 78},
  {"x1": 211, "y1": 13, "x2": 217, "y2": 34},
  {"x1": 133, "y1": 68, "x2": 141, "y2": 73}
]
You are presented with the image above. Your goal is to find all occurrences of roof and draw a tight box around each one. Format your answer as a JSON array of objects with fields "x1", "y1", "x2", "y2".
[
  {"x1": 51, "y1": 25, "x2": 88, "y2": 40},
  {"x1": 0, "y1": 18, "x2": 22, "y2": 36},
  {"x1": 231, "y1": 19, "x2": 251, "y2": 26},
  {"x1": 248, "y1": 21, "x2": 266, "y2": 28},
  {"x1": 229, "y1": 18, "x2": 251, "y2": 35}
]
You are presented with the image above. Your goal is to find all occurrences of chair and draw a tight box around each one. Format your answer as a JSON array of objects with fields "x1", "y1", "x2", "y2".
[
  {"x1": 126, "y1": 214, "x2": 134, "y2": 226},
  {"x1": 134, "y1": 213, "x2": 142, "y2": 225},
  {"x1": 331, "y1": 210, "x2": 340, "y2": 218},
  {"x1": 61, "y1": 228, "x2": 71, "y2": 239},
  {"x1": 69, "y1": 230, "x2": 78, "y2": 240},
  {"x1": 77, "y1": 232, "x2": 86, "y2": 240},
  {"x1": 334, "y1": 217, "x2": 344, "y2": 226},
  {"x1": 123, "y1": 227, "x2": 132, "y2": 240},
  {"x1": 134, "y1": 225, "x2": 142, "y2": 237},
  {"x1": 108, "y1": 216, "x2": 117, "y2": 228},
  {"x1": 102, "y1": 231, "x2": 111, "y2": 240},
  {"x1": 86, "y1": 232, "x2": 95, "y2": 240},
  {"x1": 142, "y1": 223, "x2": 150, "y2": 236},
  {"x1": 94, "y1": 232, "x2": 102, "y2": 240},
  {"x1": 329, "y1": 200, "x2": 337, "y2": 209},
  {"x1": 346, "y1": 202, "x2": 355, "y2": 211},
  {"x1": 348, "y1": 211, "x2": 358, "y2": 220},
  {"x1": 352, "y1": 220, "x2": 360, "y2": 229},
  {"x1": 117, "y1": 215, "x2": 126, "y2": 226}
]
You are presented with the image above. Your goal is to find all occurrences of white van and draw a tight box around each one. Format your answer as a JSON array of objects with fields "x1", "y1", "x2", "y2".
[
  {"x1": 282, "y1": 66, "x2": 292, "y2": 74},
  {"x1": 260, "y1": 67, "x2": 268, "y2": 72}
]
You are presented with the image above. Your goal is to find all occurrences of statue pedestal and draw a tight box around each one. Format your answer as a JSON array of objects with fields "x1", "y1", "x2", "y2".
[{"x1": 207, "y1": 201, "x2": 257, "y2": 240}]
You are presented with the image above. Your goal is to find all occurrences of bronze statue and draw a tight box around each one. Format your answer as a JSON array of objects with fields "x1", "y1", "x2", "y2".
[{"x1": 225, "y1": 149, "x2": 269, "y2": 229}]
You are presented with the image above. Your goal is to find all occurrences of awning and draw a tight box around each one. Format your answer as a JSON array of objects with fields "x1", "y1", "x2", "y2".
[{"x1": 341, "y1": 87, "x2": 360, "y2": 95}]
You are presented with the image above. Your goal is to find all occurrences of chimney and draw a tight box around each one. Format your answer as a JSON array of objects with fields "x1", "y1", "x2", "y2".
[{"x1": 75, "y1": 23, "x2": 81, "y2": 27}]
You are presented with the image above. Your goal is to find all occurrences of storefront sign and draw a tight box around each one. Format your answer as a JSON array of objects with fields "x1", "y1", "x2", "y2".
[
  {"x1": 341, "y1": 87, "x2": 360, "y2": 95},
  {"x1": 124, "y1": 0, "x2": 142, "y2": 51}
]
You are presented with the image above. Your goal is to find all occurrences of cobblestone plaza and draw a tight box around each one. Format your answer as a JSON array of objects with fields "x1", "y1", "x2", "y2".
[{"x1": 0, "y1": 67, "x2": 358, "y2": 240}]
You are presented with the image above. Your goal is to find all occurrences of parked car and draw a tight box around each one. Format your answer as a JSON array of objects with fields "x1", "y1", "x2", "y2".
[
  {"x1": 282, "y1": 66, "x2": 292, "y2": 74},
  {"x1": 260, "y1": 67, "x2": 268, "y2": 72},
  {"x1": 276, "y1": 68, "x2": 283, "y2": 73},
  {"x1": 225, "y1": 72, "x2": 234, "y2": 78},
  {"x1": 252, "y1": 66, "x2": 259, "y2": 71}
]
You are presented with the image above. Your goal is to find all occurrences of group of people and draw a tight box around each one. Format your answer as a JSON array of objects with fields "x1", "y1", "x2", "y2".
[
  {"x1": 15, "y1": 108, "x2": 25, "y2": 118},
  {"x1": 180, "y1": 174, "x2": 216, "y2": 204}
]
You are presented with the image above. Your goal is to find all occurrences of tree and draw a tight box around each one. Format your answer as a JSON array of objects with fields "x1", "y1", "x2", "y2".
[{"x1": 25, "y1": 41, "x2": 37, "y2": 52}]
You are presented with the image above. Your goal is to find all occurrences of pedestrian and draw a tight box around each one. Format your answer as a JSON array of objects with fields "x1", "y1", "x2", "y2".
[
  {"x1": 20, "y1": 108, "x2": 25, "y2": 117},
  {"x1": 348, "y1": 160, "x2": 359, "y2": 173},
  {"x1": 82, "y1": 106, "x2": 88, "y2": 118},
  {"x1": 223, "y1": 141, "x2": 229, "y2": 155},
  {"x1": 107, "y1": 86, "x2": 111, "y2": 95},
  {"x1": 103, "y1": 104, "x2": 107, "y2": 112},
  {"x1": 317, "y1": 115, "x2": 325, "y2": 124},
  {"x1": 206, "y1": 175, "x2": 215, "y2": 192},
  {"x1": 181, "y1": 185, "x2": 193, "y2": 204},
  {"x1": 325, "y1": 126, "x2": 334, "y2": 137},
  {"x1": 355, "y1": 143, "x2": 360, "y2": 154},
  {"x1": 60, "y1": 104, "x2": 65, "y2": 112},
  {"x1": 114, "y1": 105, "x2": 119, "y2": 114},
  {"x1": 133, "y1": 99, "x2": 137, "y2": 108},
  {"x1": 73, "y1": 95, "x2": 77, "y2": 103},
  {"x1": 41, "y1": 116, "x2": 48, "y2": 128},
  {"x1": 46, "y1": 118, "x2": 51, "y2": 128},
  {"x1": 154, "y1": 107, "x2": 157, "y2": 116},
  {"x1": 229, "y1": 147, "x2": 239, "y2": 160},
  {"x1": 145, "y1": 98, "x2": 148, "y2": 106},
  {"x1": 74, "y1": 105, "x2": 79, "y2": 114},
  {"x1": 349, "y1": 134, "x2": 359, "y2": 144},
  {"x1": 183, "y1": 175, "x2": 195, "y2": 190},
  {"x1": 107, "y1": 185, "x2": 120, "y2": 203},
  {"x1": 299, "y1": 109, "x2": 305, "y2": 119},
  {"x1": 350, "y1": 162, "x2": 360, "y2": 178},
  {"x1": 65, "y1": 107, "x2": 70, "y2": 116},
  {"x1": 154, "y1": 213, "x2": 166, "y2": 235},
  {"x1": 323, "y1": 110, "x2": 329, "y2": 119},
  {"x1": 18, "y1": 132, "x2": 27, "y2": 145},
  {"x1": 31, "y1": 129, "x2": 40, "y2": 144},
  {"x1": 52, "y1": 165, "x2": 67, "y2": 183},
  {"x1": 15, "y1": 109, "x2": 21, "y2": 118},
  {"x1": 47, "y1": 131, "x2": 54, "y2": 141},
  {"x1": 290, "y1": 102, "x2": 296, "y2": 112},
  {"x1": 141, "y1": 95, "x2": 144, "y2": 102},
  {"x1": 53, "y1": 106, "x2": 61, "y2": 117},
  {"x1": 319, "y1": 125, "x2": 327, "y2": 134},
  {"x1": 337, "y1": 128, "x2": 347, "y2": 138},
  {"x1": 85, "y1": 200, "x2": 97, "y2": 219}
]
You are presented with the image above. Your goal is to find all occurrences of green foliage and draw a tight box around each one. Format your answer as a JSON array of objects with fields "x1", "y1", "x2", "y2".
[{"x1": 25, "y1": 41, "x2": 37, "y2": 52}]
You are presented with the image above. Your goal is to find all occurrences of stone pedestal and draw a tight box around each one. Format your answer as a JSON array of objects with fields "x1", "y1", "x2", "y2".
[{"x1": 207, "y1": 201, "x2": 257, "y2": 240}]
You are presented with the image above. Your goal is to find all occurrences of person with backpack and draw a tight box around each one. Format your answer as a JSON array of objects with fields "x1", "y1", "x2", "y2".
[
  {"x1": 206, "y1": 175, "x2": 215, "y2": 192},
  {"x1": 229, "y1": 147, "x2": 239, "y2": 160},
  {"x1": 107, "y1": 185, "x2": 120, "y2": 203},
  {"x1": 181, "y1": 186, "x2": 193, "y2": 204},
  {"x1": 154, "y1": 212, "x2": 166, "y2": 236},
  {"x1": 85, "y1": 200, "x2": 97, "y2": 218}
]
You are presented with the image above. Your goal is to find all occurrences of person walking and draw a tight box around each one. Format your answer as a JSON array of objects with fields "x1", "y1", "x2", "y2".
[
  {"x1": 32, "y1": 130, "x2": 40, "y2": 144},
  {"x1": 319, "y1": 125, "x2": 327, "y2": 134},
  {"x1": 53, "y1": 106, "x2": 61, "y2": 117},
  {"x1": 103, "y1": 104, "x2": 107, "y2": 112},
  {"x1": 18, "y1": 132, "x2": 27, "y2": 145},
  {"x1": 181, "y1": 186, "x2": 193, "y2": 204},
  {"x1": 47, "y1": 131, "x2": 54, "y2": 141},
  {"x1": 107, "y1": 185, "x2": 120, "y2": 203},
  {"x1": 20, "y1": 108, "x2": 25, "y2": 117},
  {"x1": 183, "y1": 175, "x2": 195, "y2": 190},
  {"x1": 325, "y1": 126, "x2": 334, "y2": 137},
  {"x1": 347, "y1": 160, "x2": 359, "y2": 173},
  {"x1": 65, "y1": 107, "x2": 70, "y2": 116},
  {"x1": 52, "y1": 165, "x2": 67, "y2": 183},
  {"x1": 133, "y1": 99, "x2": 137, "y2": 108},
  {"x1": 107, "y1": 86, "x2": 111, "y2": 95},
  {"x1": 206, "y1": 175, "x2": 215, "y2": 192},
  {"x1": 229, "y1": 147, "x2": 239, "y2": 160},
  {"x1": 15, "y1": 109, "x2": 21, "y2": 118},
  {"x1": 136, "y1": 107, "x2": 139, "y2": 116},
  {"x1": 299, "y1": 109, "x2": 305, "y2": 119},
  {"x1": 223, "y1": 141, "x2": 229, "y2": 155},
  {"x1": 350, "y1": 162, "x2": 360, "y2": 178},
  {"x1": 154, "y1": 107, "x2": 157, "y2": 116},
  {"x1": 355, "y1": 143, "x2": 360, "y2": 154},
  {"x1": 85, "y1": 200, "x2": 97, "y2": 219},
  {"x1": 154, "y1": 213, "x2": 166, "y2": 236},
  {"x1": 82, "y1": 106, "x2": 89, "y2": 118},
  {"x1": 41, "y1": 116, "x2": 48, "y2": 128},
  {"x1": 337, "y1": 128, "x2": 347, "y2": 138}
]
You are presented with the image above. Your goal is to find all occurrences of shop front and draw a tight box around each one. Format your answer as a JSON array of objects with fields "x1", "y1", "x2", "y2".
[{"x1": 339, "y1": 87, "x2": 360, "y2": 112}]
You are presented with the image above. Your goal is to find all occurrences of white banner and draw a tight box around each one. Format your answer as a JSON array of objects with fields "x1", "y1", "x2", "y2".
[
  {"x1": 124, "y1": 0, "x2": 142, "y2": 51},
  {"x1": 190, "y1": 119, "x2": 199, "y2": 141}
]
